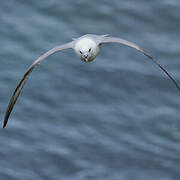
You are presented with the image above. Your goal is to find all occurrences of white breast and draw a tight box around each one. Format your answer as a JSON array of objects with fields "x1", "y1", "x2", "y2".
[
  {"x1": 74, "y1": 37, "x2": 97, "y2": 52},
  {"x1": 73, "y1": 37, "x2": 101, "y2": 61}
]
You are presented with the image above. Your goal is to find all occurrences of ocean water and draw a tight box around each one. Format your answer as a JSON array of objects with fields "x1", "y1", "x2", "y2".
[{"x1": 0, "y1": 0, "x2": 180, "y2": 180}]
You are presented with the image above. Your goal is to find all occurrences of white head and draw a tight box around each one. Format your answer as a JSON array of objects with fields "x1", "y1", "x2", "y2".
[{"x1": 73, "y1": 37, "x2": 101, "y2": 62}]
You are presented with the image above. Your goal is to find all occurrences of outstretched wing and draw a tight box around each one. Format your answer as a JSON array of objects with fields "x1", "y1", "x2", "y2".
[
  {"x1": 100, "y1": 36, "x2": 180, "y2": 91},
  {"x1": 3, "y1": 42, "x2": 73, "y2": 128}
]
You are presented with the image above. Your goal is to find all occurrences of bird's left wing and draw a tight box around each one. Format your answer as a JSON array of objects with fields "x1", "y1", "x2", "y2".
[
  {"x1": 3, "y1": 42, "x2": 73, "y2": 128},
  {"x1": 100, "y1": 36, "x2": 180, "y2": 92}
]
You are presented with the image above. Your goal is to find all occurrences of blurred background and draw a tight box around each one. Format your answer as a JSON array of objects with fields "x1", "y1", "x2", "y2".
[{"x1": 0, "y1": 0, "x2": 180, "y2": 180}]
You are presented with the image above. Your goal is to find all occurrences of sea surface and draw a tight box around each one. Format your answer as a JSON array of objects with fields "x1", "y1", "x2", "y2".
[{"x1": 0, "y1": 1, "x2": 180, "y2": 180}]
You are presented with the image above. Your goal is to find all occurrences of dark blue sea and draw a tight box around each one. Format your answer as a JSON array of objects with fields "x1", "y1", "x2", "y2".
[{"x1": 0, "y1": 1, "x2": 180, "y2": 180}]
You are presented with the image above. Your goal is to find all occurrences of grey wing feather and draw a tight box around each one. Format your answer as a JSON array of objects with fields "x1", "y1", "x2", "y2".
[
  {"x1": 3, "y1": 42, "x2": 73, "y2": 128},
  {"x1": 100, "y1": 37, "x2": 180, "y2": 91}
]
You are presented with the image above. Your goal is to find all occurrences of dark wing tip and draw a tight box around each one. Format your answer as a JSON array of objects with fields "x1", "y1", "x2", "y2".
[
  {"x1": 3, "y1": 107, "x2": 12, "y2": 128},
  {"x1": 3, "y1": 122, "x2": 7, "y2": 128},
  {"x1": 3, "y1": 115, "x2": 8, "y2": 128}
]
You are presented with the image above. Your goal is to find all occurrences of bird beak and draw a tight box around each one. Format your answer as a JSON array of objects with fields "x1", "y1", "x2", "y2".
[{"x1": 85, "y1": 58, "x2": 88, "y2": 62}]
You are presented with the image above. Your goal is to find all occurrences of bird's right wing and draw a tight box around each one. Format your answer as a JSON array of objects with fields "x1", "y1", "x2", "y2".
[
  {"x1": 3, "y1": 42, "x2": 73, "y2": 128},
  {"x1": 100, "y1": 36, "x2": 180, "y2": 92}
]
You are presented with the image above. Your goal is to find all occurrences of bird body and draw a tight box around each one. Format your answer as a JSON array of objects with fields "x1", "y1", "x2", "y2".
[
  {"x1": 73, "y1": 35, "x2": 101, "y2": 62},
  {"x1": 3, "y1": 34, "x2": 180, "y2": 128}
]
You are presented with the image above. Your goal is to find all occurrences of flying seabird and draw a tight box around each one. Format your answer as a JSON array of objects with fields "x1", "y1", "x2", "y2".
[{"x1": 3, "y1": 34, "x2": 180, "y2": 128}]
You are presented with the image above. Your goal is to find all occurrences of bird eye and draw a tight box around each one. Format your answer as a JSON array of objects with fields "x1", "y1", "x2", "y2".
[
  {"x1": 88, "y1": 48, "x2": 91, "y2": 52},
  {"x1": 79, "y1": 51, "x2": 82, "y2": 54}
]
